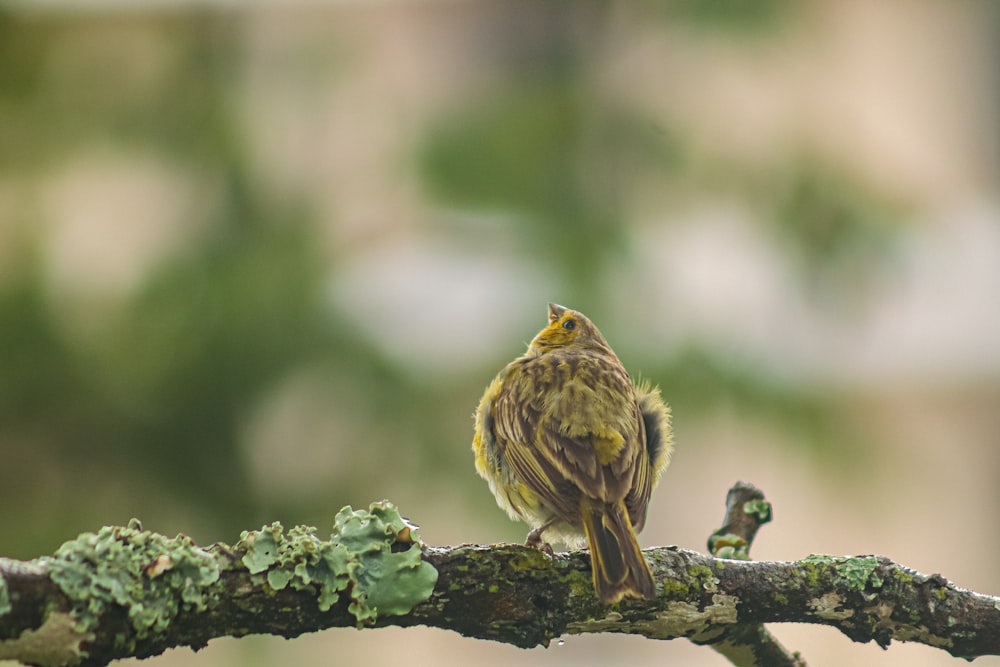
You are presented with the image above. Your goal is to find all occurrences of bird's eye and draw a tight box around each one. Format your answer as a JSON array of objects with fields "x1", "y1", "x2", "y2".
[{"x1": 562, "y1": 319, "x2": 576, "y2": 331}]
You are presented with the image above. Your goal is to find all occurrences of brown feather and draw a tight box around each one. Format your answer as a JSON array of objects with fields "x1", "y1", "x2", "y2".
[{"x1": 581, "y1": 498, "x2": 656, "y2": 602}]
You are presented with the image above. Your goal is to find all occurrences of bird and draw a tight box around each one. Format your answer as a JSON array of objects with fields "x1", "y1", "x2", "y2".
[{"x1": 473, "y1": 303, "x2": 672, "y2": 603}]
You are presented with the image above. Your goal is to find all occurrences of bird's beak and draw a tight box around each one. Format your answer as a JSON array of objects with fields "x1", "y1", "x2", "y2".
[{"x1": 548, "y1": 303, "x2": 566, "y2": 323}]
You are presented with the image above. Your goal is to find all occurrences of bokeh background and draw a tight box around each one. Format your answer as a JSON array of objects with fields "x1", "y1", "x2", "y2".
[{"x1": 2, "y1": 1, "x2": 999, "y2": 665}]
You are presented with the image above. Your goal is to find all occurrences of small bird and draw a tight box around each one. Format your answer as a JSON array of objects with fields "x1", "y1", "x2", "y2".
[{"x1": 473, "y1": 303, "x2": 672, "y2": 603}]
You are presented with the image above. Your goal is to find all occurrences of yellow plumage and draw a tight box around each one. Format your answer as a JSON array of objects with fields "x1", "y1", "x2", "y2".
[{"x1": 473, "y1": 303, "x2": 672, "y2": 603}]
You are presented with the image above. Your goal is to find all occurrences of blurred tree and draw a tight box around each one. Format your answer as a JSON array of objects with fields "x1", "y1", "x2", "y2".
[
  {"x1": 768, "y1": 157, "x2": 902, "y2": 303},
  {"x1": 420, "y1": 0, "x2": 683, "y2": 305}
]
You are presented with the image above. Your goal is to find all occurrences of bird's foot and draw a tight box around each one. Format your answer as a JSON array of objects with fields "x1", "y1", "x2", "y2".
[{"x1": 525, "y1": 528, "x2": 555, "y2": 557}]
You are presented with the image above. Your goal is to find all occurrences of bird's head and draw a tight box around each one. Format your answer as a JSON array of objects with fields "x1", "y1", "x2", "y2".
[{"x1": 527, "y1": 303, "x2": 613, "y2": 355}]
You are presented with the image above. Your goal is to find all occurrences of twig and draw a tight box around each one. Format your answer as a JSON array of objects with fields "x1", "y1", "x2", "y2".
[{"x1": 703, "y1": 481, "x2": 805, "y2": 667}]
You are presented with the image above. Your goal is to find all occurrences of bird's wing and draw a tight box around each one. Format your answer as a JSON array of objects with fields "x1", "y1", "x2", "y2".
[
  {"x1": 491, "y1": 364, "x2": 579, "y2": 522},
  {"x1": 493, "y1": 354, "x2": 642, "y2": 521},
  {"x1": 623, "y1": 414, "x2": 653, "y2": 532},
  {"x1": 626, "y1": 381, "x2": 672, "y2": 532}
]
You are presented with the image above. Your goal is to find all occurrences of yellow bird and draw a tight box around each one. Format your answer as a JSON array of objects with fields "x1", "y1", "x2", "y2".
[{"x1": 473, "y1": 303, "x2": 672, "y2": 603}]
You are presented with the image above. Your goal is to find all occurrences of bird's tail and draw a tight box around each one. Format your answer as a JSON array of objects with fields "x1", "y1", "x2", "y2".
[{"x1": 580, "y1": 498, "x2": 656, "y2": 603}]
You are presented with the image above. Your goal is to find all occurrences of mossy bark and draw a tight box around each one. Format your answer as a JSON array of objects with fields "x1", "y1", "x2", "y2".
[{"x1": 3, "y1": 536, "x2": 1000, "y2": 667}]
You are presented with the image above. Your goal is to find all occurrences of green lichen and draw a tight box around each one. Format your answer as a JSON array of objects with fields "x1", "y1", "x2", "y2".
[
  {"x1": 800, "y1": 554, "x2": 882, "y2": 591},
  {"x1": 43, "y1": 521, "x2": 221, "y2": 640},
  {"x1": 934, "y1": 587, "x2": 947, "y2": 601},
  {"x1": 240, "y1": 522, "x2": 282, "y2": 574},
  {"x1": 707, "y1": 532, "x2": 750, "y2": 560},
  {"x1": 567, "y1": 572, "x2": 593, "y2": 598},
  {"x1": 686, "y1": 564, "x2": 719, "y2": 593},
  {"x1": 800, "y1": 554, "x2": 830, "y2": 588},
  {"x1": 236, "y1": 500, "x2": 438, "y2": 625},
  {"x1": 774, "y1": 592, "x2": 789, "y2": 606},
  {"x1": 712, "y1": 546, "x2": 742, "y2": 560},
  {"x1": 508, "y1": 548, "x2": 551, "y2": 572},
  {"x1": 836, "y1": 557, "x2": 882, "y2": 590},
  {"x1": 801, "y1": 554, "x2": 835, "y2": 566},
  {"x1": 659, "y1": 579, "x2": 690, "y2": 599},
  {"x1": 742, "y1": 498, "x2": 772, "y2": 523},
  {"x1": 266, "y1": 568, "x2": 294, "y2": 591},
  {"x1": 893, "y1": 568, "x2": 914, "y2": 584},
  {"x1": 238, "y1": 523, "x2": 353, "y2": 612},
  {"x1": 687, "y1": 564, "x2": 714, "y2": 579}
]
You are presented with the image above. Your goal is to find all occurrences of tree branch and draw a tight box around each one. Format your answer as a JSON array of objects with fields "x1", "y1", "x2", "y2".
[
  {"x1": 704, "y1": 481, "x2": 805, "y2": 667},
  {"x1": 1, "y1": 500, "x2": 999, "y2": 667}
]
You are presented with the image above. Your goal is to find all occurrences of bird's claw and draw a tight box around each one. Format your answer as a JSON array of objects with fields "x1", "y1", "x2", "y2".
[{"x1": 525, "y1": 529, "x2": 555, "y2": 557}]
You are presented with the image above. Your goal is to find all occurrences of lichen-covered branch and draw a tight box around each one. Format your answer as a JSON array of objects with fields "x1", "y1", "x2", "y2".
[
  {"x1": 1, "y1": 501, "x2": 1000, "y2": 667},
  {"x1": 704, "y1": 482, "x2": 804, "y2": 667}
]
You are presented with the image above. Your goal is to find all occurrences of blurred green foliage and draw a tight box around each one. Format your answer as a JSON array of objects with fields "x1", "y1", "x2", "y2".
[
  {"x1": 0, "y1": 3, "x2": 900, "y2": 560},
  {"x1": 0, "y1": 12, "x2": 235, "y2": 170},
  {"x1": 0, "y1": 219, "x2": 328, "y2": 550},
  {"x1": 657, "y1": 0, "x2": 796, "y2": 33},
  {"x1": 421, "y1": 83, "x2": 683, "y2": 302},
  {"x1": 769, "y1": 158, "x2": 901, "y2": 300},
  {"x1": 645, "y1": 344, "x2": 852, "y2": 460}
]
